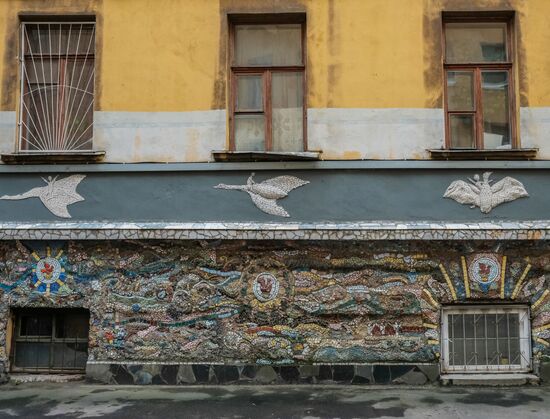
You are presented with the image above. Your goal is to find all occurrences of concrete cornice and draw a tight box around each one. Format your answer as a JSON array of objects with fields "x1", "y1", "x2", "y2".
[{"x1": 1, "y1": 160, "x2": 550, "y2": 173}]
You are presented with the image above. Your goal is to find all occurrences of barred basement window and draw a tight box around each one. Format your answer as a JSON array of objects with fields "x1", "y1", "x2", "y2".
[
  {"x1": 441, "y1": 306, "x2": 531, "y2": 373},
  {"x1": 19, "y1": 22, "x2": 95, "y2": 152},
  {"x1": 10, "y1": 308, "x2": 89, "y2": 373}
]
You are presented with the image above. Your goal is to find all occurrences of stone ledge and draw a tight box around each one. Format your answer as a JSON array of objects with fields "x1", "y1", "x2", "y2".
[
  {"x1": 1, "y1": 151, "x2": 106, "y2": 164},
  {"x1": 429, "y1": 148, "x2": 538, "y2": 160},
  {"x1": 212, "y1": 150, "x2": 321, "y2": 162},
  {"x1": 9, "y1": 374, "x2": 85, "y2": 384},
  {"x1": 1, "y1": 221, "x2": 550, "y2": 241},
  {"x1": 440, "y1": 373, "x2": 540, "y2": 386}
]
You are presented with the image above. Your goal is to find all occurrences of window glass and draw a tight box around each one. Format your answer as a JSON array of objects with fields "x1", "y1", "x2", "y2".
[
  {"x1": 234, "y1": 115, "x2": 265, "y2": 151},
  {"x1": 25, "y1": 24, "x2": 95, "y2": 55},
  {"x1": 445, "y1": 22, "x2": 507, "y2": 63},
  {"x1": 450, "y1": 114, "x2": 475, "y2": 148},
  {"x1": 447, "y1": 71, "x2": 474, "y2": 111},
  {"x1": 236, "y1": 75, "x2": 263, "y2": 111},
  {"x1": 20, "y1": 314, "x2": 52, "y2": 337},
  {"x1": 272, "y1": 72, "x2": 303, "y2": 152},
  {"x1": 55, "y1": 311, "x2": 89, "y2": 339},
  {"x1": 235, "y1": 24, "x2": 302, "y2": 66},
  {"x1": 482, "y1": 71, "x2": 511, "y2": 149}
]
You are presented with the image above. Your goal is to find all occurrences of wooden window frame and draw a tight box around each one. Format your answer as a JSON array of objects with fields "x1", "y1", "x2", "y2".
[
  {"x1": 228, "y1": 15, "x2": 307, "y2": 152},
  {"x1": 443, "y1": 13, "x2": 518, "y2": 150}
]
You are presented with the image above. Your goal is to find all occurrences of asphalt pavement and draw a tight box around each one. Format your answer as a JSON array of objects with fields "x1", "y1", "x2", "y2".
[{"x1": 0, "y1": 382, "x2": 548, "y2": 418}]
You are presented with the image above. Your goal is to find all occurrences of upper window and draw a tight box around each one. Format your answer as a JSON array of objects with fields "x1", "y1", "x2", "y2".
[
  {"x1": 19, "y1": 22, "x2": 95, "y2": 152},
  {"x1": 230, "y1": 18, "x2": 306, "y2": 152},
  {"x1": 443, "y1": 16, "x2": 516, "y2": 150}
]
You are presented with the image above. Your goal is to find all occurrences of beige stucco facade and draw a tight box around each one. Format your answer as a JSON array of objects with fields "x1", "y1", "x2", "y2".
[{"x1": 1, "y1": 0, "x2": 550, "y2": 161}]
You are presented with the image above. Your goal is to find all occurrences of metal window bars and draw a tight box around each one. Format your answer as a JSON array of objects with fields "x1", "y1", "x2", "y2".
[
  {"x1": 11, "y1": 309, "x2": 89, "y2": 374},
  {"x1": 441, "y1": 306, "x2": 532, "y2": 373},
  {"x1": 18, "y1": 22, "x2": 95, "y2": 152}
]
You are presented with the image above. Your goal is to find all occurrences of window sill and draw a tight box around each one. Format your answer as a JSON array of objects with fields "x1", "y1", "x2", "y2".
[
  {"x1": 211, "y1": 150, "x2": 322, "y2": 162},
  {"x1": 429, "y1": 148, "x2": 538, "y2": 160},
  {"x1": 440, "y1": 373, "x2": 539, "y2": 386},
  {"x1": 1, "y1": 151, "x2": 106, "y2": 164}
]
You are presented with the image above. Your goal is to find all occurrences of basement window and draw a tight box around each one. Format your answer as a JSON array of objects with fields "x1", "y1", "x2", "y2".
[
  {"x1": 10, "y1": 308, "x2": 89, "y2": 373},
  {"x1": 441, "y1": 305, "x2": 531, "y2": 373}
]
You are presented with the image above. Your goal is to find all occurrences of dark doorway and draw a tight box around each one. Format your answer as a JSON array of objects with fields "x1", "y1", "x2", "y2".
[{"x1": 10, "y1": 308, "x2": 89, "y2": 373}]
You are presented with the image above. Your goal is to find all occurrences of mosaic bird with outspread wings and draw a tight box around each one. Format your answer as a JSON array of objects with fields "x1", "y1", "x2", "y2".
[
  {"x1": 214, "y1": 173, "x2": 309, "y2": 217},
  {"x1": 1, "y1": 174, "x2": 86, "y2": 218},
  {"x1": 443, "y1": 172, "x2": 528, "y2": 214}
]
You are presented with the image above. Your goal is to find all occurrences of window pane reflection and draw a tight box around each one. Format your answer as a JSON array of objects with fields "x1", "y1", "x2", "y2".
[{"x1": 482, "y1": 71, "x2": 510, "y2": 149}]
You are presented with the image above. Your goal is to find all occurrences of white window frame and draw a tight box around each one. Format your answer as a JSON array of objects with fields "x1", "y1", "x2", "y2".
[{"x1": 441, "y1": 305, "x2": 531, "y2": 373}]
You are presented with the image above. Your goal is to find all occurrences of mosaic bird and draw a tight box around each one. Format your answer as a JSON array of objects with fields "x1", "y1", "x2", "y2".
[
  {"x1": 214, "y1": 172, "x2": 309, "y2": 217},
  {"x1": 1, "y1": 174, "x2": 86, "y2": 218},
  {"x1": 444, "y1": 172, "x2": 528, "y2": 214}
]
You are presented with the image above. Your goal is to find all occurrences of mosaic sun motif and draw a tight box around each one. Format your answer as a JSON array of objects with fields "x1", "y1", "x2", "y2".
[
  {"x1": 252, "y1": 272, "x2": 280, "y2": 302},
  {"x1": 31, "y1": 247, "x2": 69, "y2": 295},
  {"x1": 468, "y1": 255, "x2": 501, "y2": 286}
]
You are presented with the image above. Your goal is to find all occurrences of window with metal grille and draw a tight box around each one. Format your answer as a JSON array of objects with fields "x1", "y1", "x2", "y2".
[
  {"x1": 19, "y1": 22, "x2": 95, "y2": 152},
  {"x1": 10, "y1": 308, "x2": 89, "y2": 373},
  {"x1": 441, "y1": 306, "x2": 531, "y2": 373}
]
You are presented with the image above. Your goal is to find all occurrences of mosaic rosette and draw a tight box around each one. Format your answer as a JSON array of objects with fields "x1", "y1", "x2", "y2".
[{"x1": 30, "y1": 247, "x2": 70, "y2": 295}]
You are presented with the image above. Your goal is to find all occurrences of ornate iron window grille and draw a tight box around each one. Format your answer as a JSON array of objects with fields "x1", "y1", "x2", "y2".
[{"x1": 18, "y1": 22, "x2": 95, "y2": 152}]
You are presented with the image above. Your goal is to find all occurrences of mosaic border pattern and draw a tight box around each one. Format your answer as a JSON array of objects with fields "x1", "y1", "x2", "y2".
[{"x1": 1, "y1": 221, "x2": 550, "y2": 241}]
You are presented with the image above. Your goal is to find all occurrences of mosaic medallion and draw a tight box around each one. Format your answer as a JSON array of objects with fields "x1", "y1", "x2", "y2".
[
  {"x1": 252, "y1": 273, "x2": 280, "y2": 302},
  {"x1": 31, "y1": 247, "x2": 69, "y2": 295},
  {"x1": 469, "y1": 255, "x2": 500, "y2": 286}
]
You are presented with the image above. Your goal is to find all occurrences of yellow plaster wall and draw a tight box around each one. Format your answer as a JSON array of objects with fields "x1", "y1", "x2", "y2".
[
  {"x1": 100, "y1": 0, "x2": 221, "y2": 111},
  {"x1": 521, "y1": 0, "x2": 550, "y2": 107},
  {"x1": 1, "y1": 0, "x2": 550, "y2": 112}
]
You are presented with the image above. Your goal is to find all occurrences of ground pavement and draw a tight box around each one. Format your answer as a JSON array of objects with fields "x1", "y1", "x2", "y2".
[{"x1": 0, "y1": 382, "x2": 548, "y2": 418}]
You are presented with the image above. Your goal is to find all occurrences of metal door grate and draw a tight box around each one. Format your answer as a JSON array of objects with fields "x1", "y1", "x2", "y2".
[
  {"x1": 11, "y1": 308, "x2": 89, "y2": 373},
  {"x1": 441, "y1": 305, "x2": 531, "y2": 373}
]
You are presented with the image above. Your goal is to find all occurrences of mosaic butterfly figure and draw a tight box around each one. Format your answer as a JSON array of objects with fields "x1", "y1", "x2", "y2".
[
  {"x1": 444, "y1": 172, "x2": 528, "y2": 214},
  {"x1": 214, "y1": 172, "x2": 309, "y2": 217}
]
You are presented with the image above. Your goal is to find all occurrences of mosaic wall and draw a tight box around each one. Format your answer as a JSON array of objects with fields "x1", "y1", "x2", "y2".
[{"x1": 0, "y1": 240, "x2": 549, "y2": 379}]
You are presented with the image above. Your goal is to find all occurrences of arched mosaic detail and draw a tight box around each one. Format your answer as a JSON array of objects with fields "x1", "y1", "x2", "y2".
[{"x1": 425, "y1": 253, "x2": 550, "y2": 356}]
